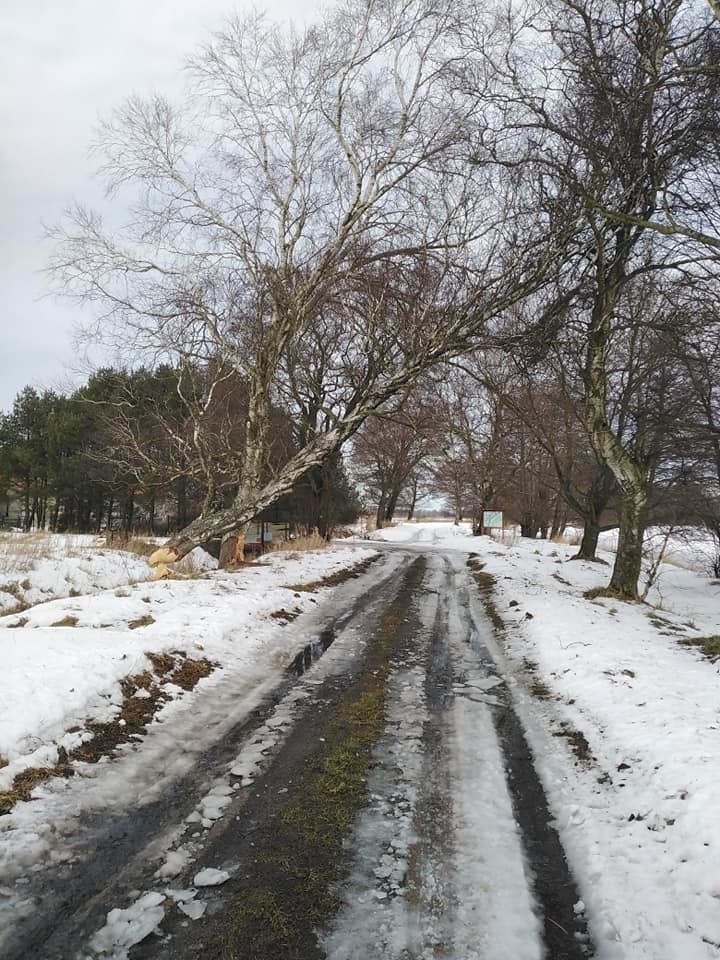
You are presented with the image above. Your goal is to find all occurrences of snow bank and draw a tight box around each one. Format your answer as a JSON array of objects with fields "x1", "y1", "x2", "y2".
[{"x1": 0, "y1": 543, "x2": 375, "y2": 789}]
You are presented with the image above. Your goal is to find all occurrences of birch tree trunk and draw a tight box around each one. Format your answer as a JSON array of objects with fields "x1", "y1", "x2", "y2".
[{"x1": 584, "y1": 281, "x2": 649, "y2": 599}]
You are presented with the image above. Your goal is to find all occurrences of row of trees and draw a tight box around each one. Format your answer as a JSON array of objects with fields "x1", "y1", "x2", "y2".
[
  {"x1": 0, "y1": 369, "x2": 361, "y2": 538},
  {"x1": 44, "y1": 0, "x2": 720, "y2": 598}
]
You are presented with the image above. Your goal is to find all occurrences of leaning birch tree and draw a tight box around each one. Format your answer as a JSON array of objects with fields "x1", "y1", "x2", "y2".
[{"x1": 49, "y1": 0, "x2": 558, "y2": 562}]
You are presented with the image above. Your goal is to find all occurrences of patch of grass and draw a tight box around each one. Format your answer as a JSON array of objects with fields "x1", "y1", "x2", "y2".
[
  {"x1": 6, "y1": 616, "x2": 28, "y2": 628},
  {"x1": 287, "y1": 556, "x2": 378, "y2": 592},
  {"x1": 646, "y1": 612, "x2": 674, "y2": 629},
  {"x1": 217, "y1": 562, "x2": 424, "y2": 960},
  {"x1": 678, "y1": 635, "x2": 720, "y2": 661},
  {"x1": 221, "y1": 687, "x2": 386, "y2": 959},
  {"x1": 280, "y1": 690, "x2": 385, "y2": 842},
  {"x1": 1, "y1": 581, "x2": 25, "y2": 602},
  {"x1": 0, "y1": 748, "x2": 74, "y2": 815},
  {"x1": 224, "y1": 890, "x2": 294, "y2": 956},
  {"x1": 50, "y1": 615, "x2": 79, "y2": 627},
  {"x1": 128, "y1": 614, "x2": 155, "y2": 629}
]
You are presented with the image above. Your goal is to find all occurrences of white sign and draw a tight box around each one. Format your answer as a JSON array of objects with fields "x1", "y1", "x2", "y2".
[{"x1": 482, "y1": 511, "x2": 503, "y2": 528}]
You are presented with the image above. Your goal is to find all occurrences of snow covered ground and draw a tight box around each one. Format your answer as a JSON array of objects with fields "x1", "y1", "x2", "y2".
[
  {"x1": 1, "y1": 523, "x2": 719, "y2": 959},
  {"x1": 0, "y1": 537, "x2": 379, "y2": 829},
  {"x1": 0, "y1": 533, "x2": 155, "y2": 615},
  {"x1": 369, "y1": 521, "x2": 720, "y2": 960}
]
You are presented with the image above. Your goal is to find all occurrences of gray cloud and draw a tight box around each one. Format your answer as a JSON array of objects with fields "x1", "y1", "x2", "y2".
[{"x1": 0, "y1": 0, "x2": 308, "y2": 411}]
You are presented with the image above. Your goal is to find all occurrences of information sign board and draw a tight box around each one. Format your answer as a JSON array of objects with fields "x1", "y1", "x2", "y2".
[{"x1": 482, "y1": 511, "x2": 503, "y2": 529}]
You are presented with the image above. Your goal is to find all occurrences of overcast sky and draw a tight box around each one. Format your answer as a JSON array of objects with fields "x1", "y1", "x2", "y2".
[{"x1": 0, "y1": 0, "x2": 310, "y2": 413}]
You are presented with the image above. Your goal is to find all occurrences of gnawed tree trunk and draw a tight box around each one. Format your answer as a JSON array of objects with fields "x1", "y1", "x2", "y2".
[
  {"x1": 161, "y1": 421, "x2": 356, "y2": 561},
  {"x1": 219, "y1": 531, "x2": 246, "y2": 568}
]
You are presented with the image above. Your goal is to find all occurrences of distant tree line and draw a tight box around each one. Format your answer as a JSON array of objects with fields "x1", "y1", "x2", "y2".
[{"x1": 0, "y1": 365, "x2": 361, "y2": 539}]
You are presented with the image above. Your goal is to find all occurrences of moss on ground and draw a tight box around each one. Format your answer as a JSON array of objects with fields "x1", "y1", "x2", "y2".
[{"x1": 219, "y1": 560, "x2": 424, "y2": 960}]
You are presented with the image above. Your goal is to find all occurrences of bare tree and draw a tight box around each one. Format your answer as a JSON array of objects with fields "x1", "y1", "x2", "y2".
[
  {"x1": 352, "y1": 389, "x2": 437, "y2": 528},
  {"x1": 50, "y1": 0, "x2": 559, "y2": 563},
  {"x1": 483, "y1": 0, "x2": 720, "y2": 597}
]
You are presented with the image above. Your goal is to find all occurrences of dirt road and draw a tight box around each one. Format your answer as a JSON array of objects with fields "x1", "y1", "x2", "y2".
[{"x1": 3, "y1": 547, "x2": 592, "y2": 960}]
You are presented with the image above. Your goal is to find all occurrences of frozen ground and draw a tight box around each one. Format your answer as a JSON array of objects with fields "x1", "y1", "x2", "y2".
[
  {"x1": 369, "y1": 521, "x2": 720, "y2": 960},
  {"x1": 0, "y1": 539, "x2": 375, "y2": 791},
  {"x1": 1, "y1": 524, "x2": 719, "y2": 959}
]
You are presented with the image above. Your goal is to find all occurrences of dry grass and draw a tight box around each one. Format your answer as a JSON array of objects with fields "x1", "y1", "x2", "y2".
[
  {"x1": 0, "y1": 750, "x2": 75, "y2": 815},
  {"x1": 678, "y1": 635, "x2": 720, "y2": 661},
  {"x1": 275, "y1": 529, "x2": 328, "y2": 555},
  {"x1": 105, "y1": 535, "x2": 155, "y2": 558},
  {"x1": 128, "y1": 614, "x2": 155, "y2": 629},
  {"x1": 0, "y1": 531, "x2": 101, "y2": 573},
  {"x1": 0, "y1": 651, "x2": 217, "y2": 815},
  {"x1": 50, "y1": 615, "x2": 79, "y2": 627}
]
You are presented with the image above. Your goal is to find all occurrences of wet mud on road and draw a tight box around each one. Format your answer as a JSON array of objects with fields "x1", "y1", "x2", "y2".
[
  {"x1": 3, "y1": 547, "x2": 594, "y2": 960},
  {"x1": 1, "y1": 553, "x2": 416, "y2": 960}
]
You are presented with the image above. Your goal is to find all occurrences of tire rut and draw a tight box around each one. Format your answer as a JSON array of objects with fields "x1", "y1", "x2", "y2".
[{"x1": 1, "y1": 553, "x2": 414, "y2": 960}]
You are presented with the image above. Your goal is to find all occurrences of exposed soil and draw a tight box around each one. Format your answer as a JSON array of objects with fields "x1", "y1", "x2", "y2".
[
  {"x1": 131, "y1": 558, "x2": 426, "y2": 960},
  {"x1": 286, "y1": 555, "x2": 379, "y2": 592},
  {"x1": 0, "y1": 652, "x2": 216, "y2": 815},
  {"x1": 270, "y1": 607, "x2": 303, "y2": 623},
  {"x1": 553, "y1": 724, "x2": 595, "y2": 765}
]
